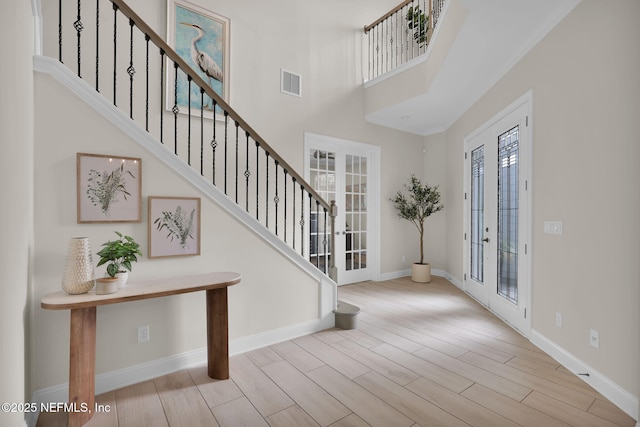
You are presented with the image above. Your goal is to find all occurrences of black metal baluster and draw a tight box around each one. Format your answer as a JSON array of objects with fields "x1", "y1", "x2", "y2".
[
  {"x1": 300, "y1": 184, "x2": 305, "y2": 256},
  {"x1": 385, "y1": 19, "x2": 388, "y2": 73},
  {"x1": 58, "y1": 0, "x2": 63, "y2": 63},
  {"x1": 400, "y1": 6, "x2": 404, "y2": 64},
  {"x1": 292, "y1": 177, "x2": 297, "y2": 250},
  {"x1": 274, "y1": 160, "x2": 279, "y2": 236},
  {"x1": 211, "y1": 101, "x2": 217, "y2": 185},
  {"x1": 187, "y1": 75, "x2": 192, "y2": 164},
  {"x1": 159, "y1": 49, "x2": 164, "y2": 143},
  {"x1": 223, "y1": 111, "x2": 228, "y2": 195},
  {"x1": 265, "y1": 152, "x2": 270, "y2": 229},
  {"x1": 128, "y1": 19, "x2": 135, "y2": 119},
  {"x1": 95, "y1": 0, "x2": 99, "y2": 91},
  {"x1": 113, "y1": 4, "x2": 117, "y2": 106},
  {"x1": 255, "y1": 141, "x2": 260, "y2": 220},
  {"x1": 376, "y1": 25, "x2": 380, "y2": 77},
  {"x1": 75, "y1": 0, "x2": 82, "y2": 77},
  {"x1": 200, "y1": 88, "x2": 205, "y2": 175},
  {"x1": 245, "y1": 132, "x2": 250, "y2": 212},
  {"x1": 145, "y1": 35, "x2": 150, "y2": 131},
  {"x1": 283, "y1": 169, "x2": 288, "y2": 242},
  {"x1": 315, "y1": 200, "x2": 320, "y2": 268},
  {"x1": 395, "y1": 10, "x2": 399, "y2": 68},
  {"x1": 323, "y1": 207, "x2": 328, "y2": 273},
  {"x1": 235, "y1": 121, "x2": 239, "y2": 204},
  {"x1": 173, "y1": 63, "x2": 179, "y2": 155},
  {"x1": 367, "y1": 28, "x2": 371, "y2": 80}
]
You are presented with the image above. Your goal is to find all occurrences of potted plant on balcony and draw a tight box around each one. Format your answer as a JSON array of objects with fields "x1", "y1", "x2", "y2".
[
  {"x1": 406, "y1": 6, "x2": 429, "y2": 46},
  {"x1": 96, "y1": 231, "x2": 142, "y2": 294},
  {"x1": 391, "y1": 175, "x2": 443, "y2": 283}
]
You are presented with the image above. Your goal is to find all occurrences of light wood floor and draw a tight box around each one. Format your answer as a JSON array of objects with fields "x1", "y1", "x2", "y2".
[{"x1": 38, "y1": 276, "x2": 636, "y2": 427}]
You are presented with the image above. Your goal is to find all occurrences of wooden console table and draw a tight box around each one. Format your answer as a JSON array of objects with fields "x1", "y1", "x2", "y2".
[{"x1": 41, "y1": 272, "x2": 241, "y2": 427}]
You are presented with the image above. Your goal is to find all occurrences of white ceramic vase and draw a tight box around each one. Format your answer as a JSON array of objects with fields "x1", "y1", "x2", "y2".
[
  {"x1": 115, "y1": 271, "x2": 129, "y2": 288},
  {"x1": 62, "y1": 237, "x2": 96, "y2": 295}
]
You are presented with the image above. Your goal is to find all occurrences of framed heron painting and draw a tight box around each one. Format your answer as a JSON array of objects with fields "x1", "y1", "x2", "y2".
[{"x1": 167, "y1": 0, "x2": 230, "y2": 120}]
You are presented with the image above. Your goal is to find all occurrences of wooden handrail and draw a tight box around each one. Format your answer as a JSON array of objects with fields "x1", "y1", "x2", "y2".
[
  {"x1": 110, "y1": 0, "x2": 331, "y2": 212},
  {"x1": 364, "y1": 0, "x2": 415, "y2": 33},
  {"x1": 364, "y1": 0, "x2": 433, "y2": 33}
]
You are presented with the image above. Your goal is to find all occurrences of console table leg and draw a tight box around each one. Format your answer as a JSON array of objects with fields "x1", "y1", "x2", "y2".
[
  {"x1": 206, "y1": 287, "x2": 229, "y2": 379},
  {"x1": 68, "y1": 307, "x2": 96, "y2": 427}
]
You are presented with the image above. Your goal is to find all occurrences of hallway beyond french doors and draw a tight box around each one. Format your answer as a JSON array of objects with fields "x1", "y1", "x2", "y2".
[
  {"x1": 304, "y1": 133, "x2": 379, "y2": 286},
  {"x1": 464, "y1": 93, "x2": 532, "y2": 334}
]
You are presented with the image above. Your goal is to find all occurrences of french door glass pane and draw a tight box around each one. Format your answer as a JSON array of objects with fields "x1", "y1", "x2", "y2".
[
  {"x1": 346, "y1": 155, "x2": 367, "y2": 271},
  {"x1": 497, "y1": 126, "x2": 519, "y2": 303},
  {"x1": 471, "y1": 146, "x2": 484, "y2": 283},
  {"x1": 309, "y1": 150, "x2": 335, "y2": 272}
]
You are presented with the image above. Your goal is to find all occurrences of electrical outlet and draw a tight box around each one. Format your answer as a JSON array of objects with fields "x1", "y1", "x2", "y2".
[
  {"x1": 402, "y1": 255, "x2": 406, "y2": 263},
  {"x1": 138, "y1": 325, "x2": 150, "y2": 343},
  {"x1": 555, "y1": 312, "x2": 563, "y2": 327},
  {"x1": 589, "y1": 329, "x2": 599, "y2": 349}
]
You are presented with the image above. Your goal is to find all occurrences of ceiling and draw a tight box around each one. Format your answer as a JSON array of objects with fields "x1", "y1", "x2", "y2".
[{"x1": 363, "y1": 0, "x2": 581, "y2": 136}]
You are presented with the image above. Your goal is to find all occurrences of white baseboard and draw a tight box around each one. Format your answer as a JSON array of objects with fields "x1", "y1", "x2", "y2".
[
  {"x1": 229, "y1": 319, "x2": 326, "y2": 355},
  {"x1": 378, "y1": 268, "x2": 462, "y2": 289},
  {"x1": 378, "y1": 268, "x2": 411, "y2": 281},
  {"x1": 28, "y1": 318, "x2": 326, "y2": 427},
  {"x1": 530, "y1": 329, "x2": 638, "y2": 422}
]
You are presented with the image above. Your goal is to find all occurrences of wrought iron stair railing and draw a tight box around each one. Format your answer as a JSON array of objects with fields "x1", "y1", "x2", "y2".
[
  {"x1": 50, "y1": 0, "x2": 336, "y2": 279},
  {"x1": 364, "y1": 0, "x2": 446, "y2": 80}
]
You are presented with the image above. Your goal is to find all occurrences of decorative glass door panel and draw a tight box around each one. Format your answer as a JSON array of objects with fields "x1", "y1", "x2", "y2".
[
  {"x1": 497, "y1": 126, "x2": 519, "y2": 304},
  {"x1": 464, "y1": 97, "x2": 530, "y2": 333},
  {"x1": 470, "y1": 146, "x2": 485, "y2": 284}
]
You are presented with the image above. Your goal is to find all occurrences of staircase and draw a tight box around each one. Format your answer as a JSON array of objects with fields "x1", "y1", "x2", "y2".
[{"x1": 38, "y1": 0, "x2": 337, "y2": 282}]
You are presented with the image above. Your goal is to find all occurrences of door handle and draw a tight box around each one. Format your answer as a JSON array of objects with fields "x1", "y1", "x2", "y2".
[{"x1": 482, "y1": 237, "x2": 490, "y2": 242}]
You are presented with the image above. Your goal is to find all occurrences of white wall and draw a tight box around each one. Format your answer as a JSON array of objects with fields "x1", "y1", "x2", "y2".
[
  {"x1": 0, "y1": 1, "x2": 33, "y2": 426},
  {"x1": 30, "y1": 0, "x2": 427, "y2": 395},
  {"x1": 442, "y1": 0, "x2": 639, "y2": 404},
  {"x1": 196, "y1": 0, "x2": 427, "y2": 274},
  {"x1": 32, "y1": 72, "x2": 322, "y2": 390}
]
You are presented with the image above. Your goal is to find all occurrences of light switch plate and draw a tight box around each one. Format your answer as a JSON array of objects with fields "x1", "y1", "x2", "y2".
[{"x1": 544, "y1": 221, "x2": 563, "y2": 235}]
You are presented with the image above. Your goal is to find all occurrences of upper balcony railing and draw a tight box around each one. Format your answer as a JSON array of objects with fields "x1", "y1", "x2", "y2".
[
  {"x1": 46, "y1": 0, "x2": 336, "y2": 279},
  {"x1": 364, "y1": 0, "x2": 446, "y2": 80}
]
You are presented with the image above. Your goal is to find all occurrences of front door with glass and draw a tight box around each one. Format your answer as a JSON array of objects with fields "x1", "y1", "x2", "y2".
[{"x1": 464, "y1": 99, "x2": 531, "y2": 333}]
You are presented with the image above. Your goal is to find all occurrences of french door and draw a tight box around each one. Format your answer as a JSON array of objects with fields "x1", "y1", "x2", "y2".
[
  {"x1": 464, "y1": 96, "x2": 531, "y2": 334},
  {"x1": 304, "y1": 133, "x2": 378, "y2": 285}
]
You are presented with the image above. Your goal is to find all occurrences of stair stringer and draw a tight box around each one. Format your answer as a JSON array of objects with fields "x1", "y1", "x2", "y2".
[{"x1": 33, "y1": 54, "x2": 338, "y2": 332}]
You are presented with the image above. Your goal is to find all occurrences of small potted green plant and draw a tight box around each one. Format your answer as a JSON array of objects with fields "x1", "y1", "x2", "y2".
[
  {"x1": 391, "y1": 175, "x2": 443, "y2": 283},
  {"x1": 95, "y1": 231, "x2": 142, "y2": 294}
]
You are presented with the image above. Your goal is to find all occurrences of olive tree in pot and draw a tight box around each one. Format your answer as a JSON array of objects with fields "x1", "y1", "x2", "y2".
[
  {"x1": 96, "y1": 231, "x2": 142, "y2": 294},
  {"x1": 391, "y1": 175, "x2": 444, "y2": 283}
]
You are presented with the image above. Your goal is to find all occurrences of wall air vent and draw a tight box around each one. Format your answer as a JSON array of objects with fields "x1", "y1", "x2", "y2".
[{"x1": 281, "y1": 69, "x2": 301, "y2": 97}]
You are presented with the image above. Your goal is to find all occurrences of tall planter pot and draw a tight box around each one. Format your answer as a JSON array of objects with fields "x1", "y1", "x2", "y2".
[{"x1": 411, "y1": 263, "x2": 431, "y2": 283}]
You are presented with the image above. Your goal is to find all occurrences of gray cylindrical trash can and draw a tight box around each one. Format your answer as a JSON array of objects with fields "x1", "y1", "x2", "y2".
[{"x1": 334, "y1": 301, "x2": 360, "y2": 330}]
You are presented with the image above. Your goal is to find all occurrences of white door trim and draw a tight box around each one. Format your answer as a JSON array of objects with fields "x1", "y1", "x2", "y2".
[{"x1": 304, "y1": 132, "x2": 381, "y2": 285}]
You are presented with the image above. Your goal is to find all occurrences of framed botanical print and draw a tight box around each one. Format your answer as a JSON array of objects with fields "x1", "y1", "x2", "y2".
[
  {"x1": 148, "y1": 196, "x2": 201, "y2": 258},
  {"x1": 167, "y1": 0, "x2": 230, "y2": 120},
  {"x1": 77, "y1": 153, "x2": 142, "y2": 223}
]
